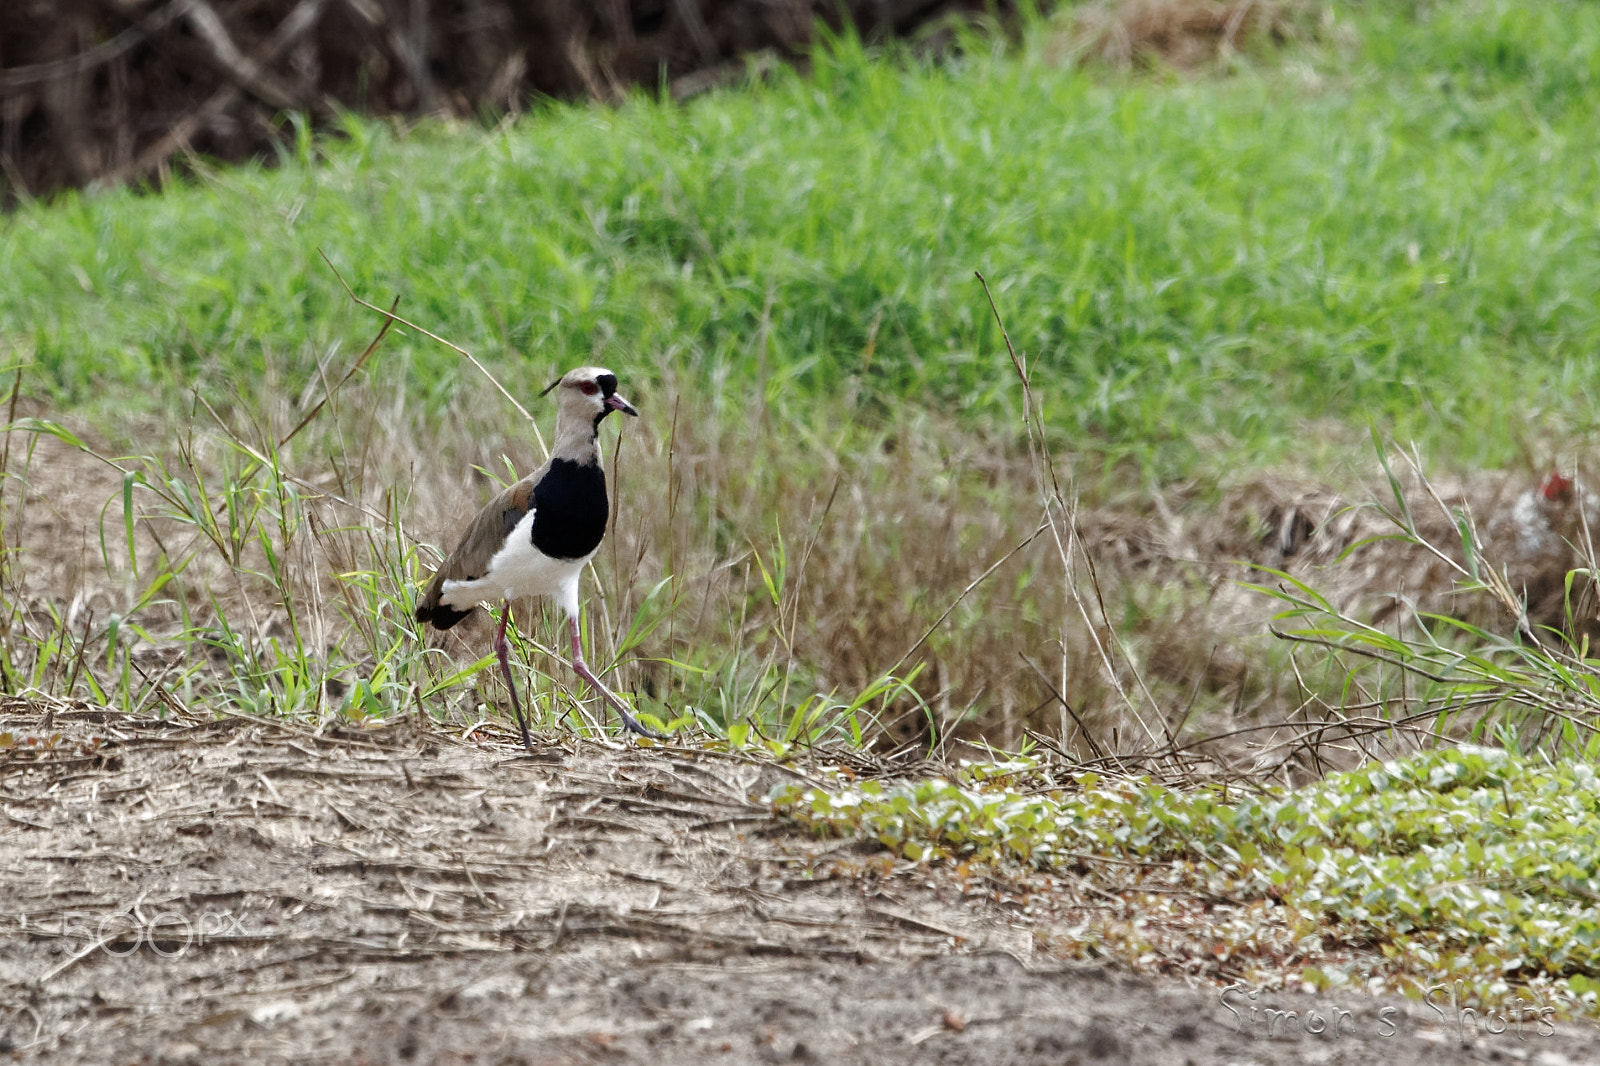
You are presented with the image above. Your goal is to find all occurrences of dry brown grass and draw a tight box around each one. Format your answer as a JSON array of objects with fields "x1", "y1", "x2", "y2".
[
  {"x1": 1061, "y1": 0, "x2": 1312, "y2": 70},
  {"x1": 0, "y1": 369, "x2": 1239, "y2": 752},
  {"x1": 5, "y1": 314, "x2": 1598, "y2": 769}
]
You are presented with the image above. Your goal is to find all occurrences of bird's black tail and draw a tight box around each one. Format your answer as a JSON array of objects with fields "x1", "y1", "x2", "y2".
[{"x1": 415, "y1": 600, "x2": 473, "y2": 630}]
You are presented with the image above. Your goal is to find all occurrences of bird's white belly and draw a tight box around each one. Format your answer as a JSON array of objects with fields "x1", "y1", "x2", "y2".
[{"x1": 438, "y1": 510, "x2": 590, "y2": 615}]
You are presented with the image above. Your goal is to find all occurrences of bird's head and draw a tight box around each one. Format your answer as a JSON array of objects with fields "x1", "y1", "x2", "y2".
[
  {"x1": 540, "y1": 366, "x2": 640, "y2": 426},
  {"x1": 1541, "y1": 470, "x2": 1575, "y2": 504}
]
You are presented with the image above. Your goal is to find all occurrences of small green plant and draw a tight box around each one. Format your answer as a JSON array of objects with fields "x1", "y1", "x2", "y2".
[
  {"x1": 774, "y1": 745, "x2": 1600, "y2": 1012},
  {"x1": 1236, "y1": 435, "x2": 1600, "y2": 767}
]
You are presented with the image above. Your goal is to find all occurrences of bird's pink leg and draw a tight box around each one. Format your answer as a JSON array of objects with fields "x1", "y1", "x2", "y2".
[
  {"x1": 494, "y1": 601, "x2": 533, "y2": 750},
  {"x1": 567, "y1": 614, "x2": 663, "y2": 739}
]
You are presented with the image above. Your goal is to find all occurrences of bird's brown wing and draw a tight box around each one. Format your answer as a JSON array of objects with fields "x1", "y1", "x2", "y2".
[{"x1": 414, "y1": 475, "x2": 539, "y2": 629}]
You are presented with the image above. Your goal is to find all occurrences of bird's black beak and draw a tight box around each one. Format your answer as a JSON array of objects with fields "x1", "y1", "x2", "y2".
[{"x1": 604, "y1": 393, "x2": 639, "y2": 417}]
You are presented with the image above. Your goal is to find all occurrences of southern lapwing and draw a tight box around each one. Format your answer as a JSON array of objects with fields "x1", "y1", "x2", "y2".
[{"x1": 414, "y1": 366, "x2": 662, "y2": 746}]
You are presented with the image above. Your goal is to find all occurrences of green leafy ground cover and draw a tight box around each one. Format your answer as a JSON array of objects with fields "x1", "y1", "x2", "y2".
[
  {"x1": 775, "y1": 745, "x2": 1600, "y2": 1006},
  {"x1": 4, "y1": 1, "x2": 1600, "y2": 481}
]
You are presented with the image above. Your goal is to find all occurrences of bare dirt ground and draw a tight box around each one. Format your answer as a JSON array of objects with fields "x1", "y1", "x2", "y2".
[{"x1": 2, "y1": 706, "x2": 1597, "y2": 1066}]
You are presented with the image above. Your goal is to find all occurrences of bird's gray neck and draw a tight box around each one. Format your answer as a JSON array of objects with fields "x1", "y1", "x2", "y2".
[{"x1": 550, "y1": 412, "x2": 602, "y2": 466}]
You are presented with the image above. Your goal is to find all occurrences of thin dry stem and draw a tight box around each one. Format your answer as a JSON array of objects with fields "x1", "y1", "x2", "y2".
[{"x1": 317, "y1": 249, "x2": 548, "y2": 460}]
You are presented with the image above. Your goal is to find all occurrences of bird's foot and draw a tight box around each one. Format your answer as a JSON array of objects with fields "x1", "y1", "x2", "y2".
[
  {"x1": 499, "y1": 682, "x2": 534, "y2": 750},
  {"x1": 614, "y1": 708, "x2": 668, "y2": 741},
  {"x1": 571, "y1": 656, "x2": 667, "y2": 741}
]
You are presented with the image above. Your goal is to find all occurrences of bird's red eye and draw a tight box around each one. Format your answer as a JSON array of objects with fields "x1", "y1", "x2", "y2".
[{"x1": 579, "y1": 381, "x2": 600, "y2": 396}]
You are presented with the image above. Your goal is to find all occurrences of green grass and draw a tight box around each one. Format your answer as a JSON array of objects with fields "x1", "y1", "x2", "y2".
[{"x1": 6, "y1": 1, "x2": 1600, "y2": 483}]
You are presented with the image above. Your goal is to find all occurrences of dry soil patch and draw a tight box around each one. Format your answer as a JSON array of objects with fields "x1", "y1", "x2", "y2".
[{"x1": 1, "y1": 708, "x2": 1597, "y2": 1064}]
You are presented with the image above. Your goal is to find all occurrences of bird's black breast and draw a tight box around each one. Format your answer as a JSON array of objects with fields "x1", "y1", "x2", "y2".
[{"x1": 530, "y1": 458, "x2": 608, "y2": 560}]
